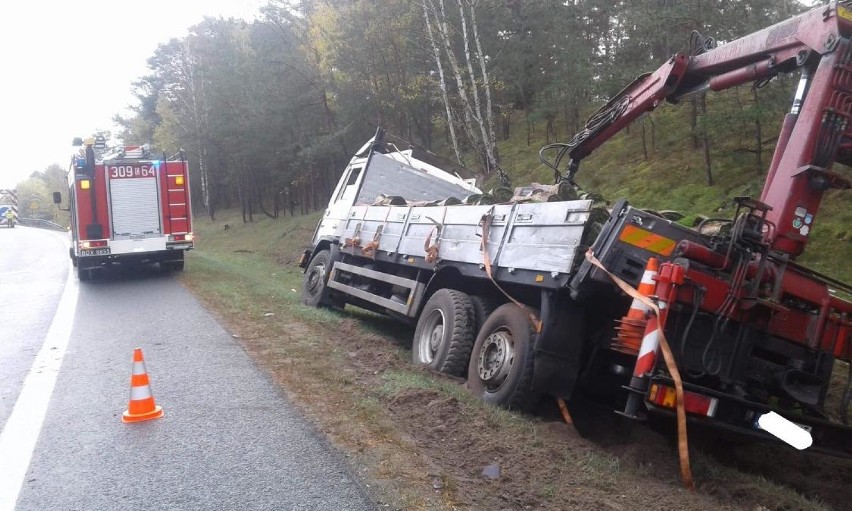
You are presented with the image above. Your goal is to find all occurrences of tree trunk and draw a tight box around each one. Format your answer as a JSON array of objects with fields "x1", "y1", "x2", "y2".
[
  {"x1": 198, "y1": 148, "x2": 212, "y2": 220},
  {"x1": 423, "y1": 0, "x2": 463, "y2": 165},
  {"x1": 252, "y1": 169, "x2": 276, "y2": 219},
  {"x1": 502, "y1": 106, "x2": 512, "y2": 140},
  {"x1": 753, "y1": 88, "x2": 763, "y2": 169},
  {"x1": 701, "y1": 93, "x2": 713, "y2": 186},
  {"x1": 691, "y1": 96, "x2": 700, "y2": 149},
  {"x1": 239, "y1": 175, "x2": 247, "y2": 224},
  {"x1": 248, "y1": 184, "x2": 254, "y2": 222},
  {"x1": 648, "y1": 113, "x2": 656, "y2": 151},
  {"x1": 467, "y1": 0, "x2": 499, "y2": 166},
  {"x1": 436, "y1": 0, "x2": 477, "y2": 153},
  {"x1": 456, "y1": 0, "x2": 499, "y2": 176},
  {"x1": 311, "y1": 171, "x2": 319, "y2": 212},
  {"x1": 274, "y1": 188, "x2": 280, "y2": 218},
  {"x1": 526, "y1": 110, "x2": 531, "y2": 146}
]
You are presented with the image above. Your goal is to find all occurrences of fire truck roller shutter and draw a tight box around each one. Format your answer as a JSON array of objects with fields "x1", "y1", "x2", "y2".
[{"x1": 110, "y1": 176, "x2": 162, "y2": 238}]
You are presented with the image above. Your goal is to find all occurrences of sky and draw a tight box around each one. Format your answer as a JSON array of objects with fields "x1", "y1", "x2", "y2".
[{"x1": 0, "y1": 0, "x2": 267, "y2": 189}]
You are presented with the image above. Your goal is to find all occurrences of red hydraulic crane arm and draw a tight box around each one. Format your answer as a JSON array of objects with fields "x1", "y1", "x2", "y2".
[
  {"x1": 563, "y1": 1, "x2": 852, "y2": 257},
  {"x1": 564, "y1": 54, "x2": 689, "y2": 164}
]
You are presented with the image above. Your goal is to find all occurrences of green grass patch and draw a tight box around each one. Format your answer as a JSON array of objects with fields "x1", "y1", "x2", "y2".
[{"x1": 181, "y1": 206, "x2": 833, "y2": 511}]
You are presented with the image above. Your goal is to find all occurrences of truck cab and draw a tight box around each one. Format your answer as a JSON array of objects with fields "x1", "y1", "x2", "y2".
[{"x1": 303, "y1": 131, "x2": 480, "y2": 264}]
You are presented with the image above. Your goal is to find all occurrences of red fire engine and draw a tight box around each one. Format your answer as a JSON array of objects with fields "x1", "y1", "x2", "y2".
[{"x1": 55, "y1": 137, "x2": 193, "y2": 280}]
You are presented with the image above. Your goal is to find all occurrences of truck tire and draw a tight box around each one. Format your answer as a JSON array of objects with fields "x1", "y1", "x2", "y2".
[
  {"x1": 470, "y1": 295, "x2": 501, "y2": 334},
  {"x1": 77, "y1": 265, "x2": 91, "y2": 281},
  {"x1": 412, "y1": 289, "x2": 476, "y2": 376},
  {"x1": 166, "y1": 260, "x2": 185, "y2": 272},
  {"x1": 302, "y1": 250, "x2": 332, "y2": 307},
  {"x1": 163, "y1": 252, "x2": 185, "y2": 272},
  {"x1": 467, "y1": 303, "x2": 540, "y2": 411}
]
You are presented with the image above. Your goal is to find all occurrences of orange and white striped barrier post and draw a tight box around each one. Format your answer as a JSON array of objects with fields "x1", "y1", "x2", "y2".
[
  {"x1": 612, "y1": 257, "x2": 659, "y2": 354},
  {"x1": 122, "y1": 348, "x2": 164, "y2": 423},
  {"x1": 622, "y1": 263, "x2": 678, "y2": 418}
]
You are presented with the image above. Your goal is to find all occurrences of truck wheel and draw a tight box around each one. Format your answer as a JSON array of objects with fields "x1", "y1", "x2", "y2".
[
  {"x1": 77, "y1": 265, "x2": 91, "y2": 281},
  {"x1": 166, "y1": 260, "x2": 185, "y2": 272},
  {"x1": 165, "y1": 251, "x2": 185, "y2": 272},
  {"x1": 302, "y1": 250, "x2": 332, "y2": 307},
  {"x1": 467, "y1": 303, "x2": 540, "y2": 411},
  {"x1": 69, "y1": 248, "x2": 78, "y2": 267},
  {"x1": 470, "y1": 295, "x2": 501, "y2": 333},
  {"x1": 412, "y1": 289, "x2": 476, "y2": 376}
]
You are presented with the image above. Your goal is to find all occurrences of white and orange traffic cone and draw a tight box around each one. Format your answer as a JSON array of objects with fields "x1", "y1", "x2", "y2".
[
  {"x1": 620, "y1": 289, "x2": 669, "y2": 419},
  {"x1": 122, "y1": 348, "x2": 164, "y2": 423},
  {"x1": 612, "y1": 257, "x2": 659, "y2": 354}
]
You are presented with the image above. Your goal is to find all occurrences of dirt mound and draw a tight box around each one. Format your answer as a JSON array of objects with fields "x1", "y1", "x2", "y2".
[
  {"x1": 383, "y1": 387, "x2": 736, "y2": 510},
  {"x1": 189, "y1": 271, "x2": 844, "y2": 511}
]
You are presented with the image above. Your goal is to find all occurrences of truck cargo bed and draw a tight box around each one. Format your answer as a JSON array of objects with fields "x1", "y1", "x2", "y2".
[{"x1": 339, "y1": 200, "x2": 595, "y2": 278}]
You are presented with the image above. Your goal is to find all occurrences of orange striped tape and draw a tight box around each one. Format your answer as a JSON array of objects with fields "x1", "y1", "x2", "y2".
[{"x1": 618, "y1": 225, "x2": 677, "y2": 256}]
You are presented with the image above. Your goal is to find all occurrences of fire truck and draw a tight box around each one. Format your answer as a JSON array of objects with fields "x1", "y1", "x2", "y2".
[
  {"x1": 55, "y1": 137, "x2": 193, "y2": 280},
  {"x1": 299, "y1": 1, "x2": 852, "y2": 464}
]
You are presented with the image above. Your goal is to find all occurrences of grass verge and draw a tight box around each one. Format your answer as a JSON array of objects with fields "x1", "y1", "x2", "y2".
[{"x1": 178, "y1": 209, "x2": 843, "y2": 511}]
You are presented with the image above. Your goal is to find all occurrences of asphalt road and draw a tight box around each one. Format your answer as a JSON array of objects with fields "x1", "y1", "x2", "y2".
[{"x1": 0, "y1": 226, "x2": 375, "y2": 511}]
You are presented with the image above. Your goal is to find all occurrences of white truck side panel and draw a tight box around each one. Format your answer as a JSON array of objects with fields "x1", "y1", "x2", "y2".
[{"x1": 340, "y1": 200, "x2": 593, "y2": 275}]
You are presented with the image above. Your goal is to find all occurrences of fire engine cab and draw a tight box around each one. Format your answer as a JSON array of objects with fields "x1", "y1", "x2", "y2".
[{"x1": 55, "y1": 136, "x2": 194, "y2": 280}]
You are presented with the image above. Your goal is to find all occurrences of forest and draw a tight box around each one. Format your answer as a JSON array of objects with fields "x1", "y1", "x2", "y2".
[
  {"x1": 95, "y1": 0, "x2": 811, "y2": 221},
  {"x1": 21, "y1": 0, "x2": 849, "y2": 277}
]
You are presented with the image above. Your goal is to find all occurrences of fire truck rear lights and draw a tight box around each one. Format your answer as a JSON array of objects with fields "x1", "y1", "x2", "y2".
[
  {"x1": 648, "y1": 384, "x2": 718, "y2": 417},
  {"x1": 175, "y1": 175, "x2": 185, "y2": 185},
  {"x1": 80, "y1": 240, "x2": 108, "y2": 249},
  {"x1": 169, "y1": 233, "x2": 193, "y2": 242},
  {"x1": 80, "y1": 179, "x2": 91, "y2": 190}
]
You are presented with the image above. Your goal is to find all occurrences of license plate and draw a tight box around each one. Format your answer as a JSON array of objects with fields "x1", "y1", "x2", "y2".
[{"x1": 81, "y1": 248, "x2": 110, "y2": 256}]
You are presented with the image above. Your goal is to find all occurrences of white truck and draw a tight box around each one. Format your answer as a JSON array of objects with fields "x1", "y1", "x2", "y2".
[
  {"x1": 298, "y1": 126, "x2": 852, "y2": 458},
  {"x1": 298, "y1": 129, "x2": 707, "y2": 409}
]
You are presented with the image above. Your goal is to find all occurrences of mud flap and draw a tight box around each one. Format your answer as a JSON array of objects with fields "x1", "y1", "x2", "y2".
[
  {"x1": 298, "y1": 249, "x2": 312, "y2": 269},
  {"x1": 532, "y1": 291, "x2": 587, "y2": 399}
]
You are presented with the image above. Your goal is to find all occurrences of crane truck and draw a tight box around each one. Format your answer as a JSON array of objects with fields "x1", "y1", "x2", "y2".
[
  {"x1": 54, "y1": 137, "x2": 194, "y2": 280},
  {"x1": 299, "y1": 1, "x2": 851, "y2": 457}
]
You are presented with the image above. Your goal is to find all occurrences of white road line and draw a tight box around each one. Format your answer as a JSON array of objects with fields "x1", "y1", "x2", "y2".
[{"x1": 0, "y1": 256, "x2": 78, "y2": 511}]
